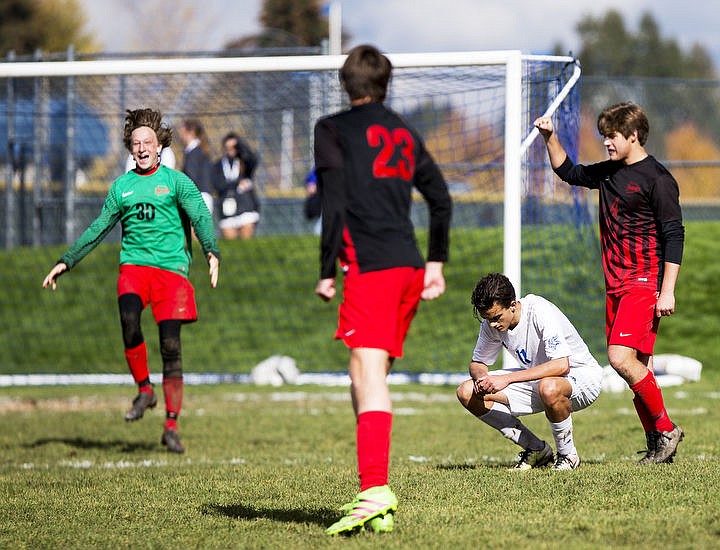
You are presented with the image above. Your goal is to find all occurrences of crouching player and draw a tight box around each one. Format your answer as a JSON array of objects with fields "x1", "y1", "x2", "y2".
[{"x1": 457, "y1": 273, "x2": 602, "y2": 470}]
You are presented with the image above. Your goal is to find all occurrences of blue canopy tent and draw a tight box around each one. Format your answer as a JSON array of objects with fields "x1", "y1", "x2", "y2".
[{"x1": 1, "y1": 97, "x2": 108, "y2": 180}]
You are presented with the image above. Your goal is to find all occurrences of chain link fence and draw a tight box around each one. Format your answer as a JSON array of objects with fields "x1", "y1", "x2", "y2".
[{"x1": 2, "y1": 51, "x2": 719, "y2": 249}]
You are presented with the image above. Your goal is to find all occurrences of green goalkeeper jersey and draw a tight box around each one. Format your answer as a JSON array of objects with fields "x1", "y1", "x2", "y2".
[{"x1": 60, "y1": 165, "x2": 219, "y2": 277}]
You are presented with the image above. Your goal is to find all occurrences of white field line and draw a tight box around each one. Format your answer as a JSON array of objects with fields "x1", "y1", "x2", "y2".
[
  {"x1": 0, "y1": 372, "x2": 468, "y2": 387},
  {"x1": 0, "y1": 389, "x2": 458, "y2": 413},
  {"x1": 8, "y1": 451, "x2": 717, "y2": 472}
]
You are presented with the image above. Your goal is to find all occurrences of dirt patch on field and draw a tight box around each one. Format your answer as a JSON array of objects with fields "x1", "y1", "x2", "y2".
[{"x1": 0, "y1": 396, "x2": 127, "y2": 413}]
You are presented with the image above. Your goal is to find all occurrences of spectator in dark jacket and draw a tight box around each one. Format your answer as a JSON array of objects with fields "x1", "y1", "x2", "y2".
[
  {"x1": 178, "y1": 119, "x2": 214, "y2": 216},
  {"x1": 212, "y1": 132, "x2": 260, "y2": 239}
]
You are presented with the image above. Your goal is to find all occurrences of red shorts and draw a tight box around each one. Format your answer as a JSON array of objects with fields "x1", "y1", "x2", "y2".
[
  {"x1": 336, "y1": 266, "x2": 425, "y2": 358},
  {"x1": 606, "y1": 288, "x2": 659, "y2": 355},
  {"x1": 118, "y1": 265, "x2": 198, "y2": 323}
]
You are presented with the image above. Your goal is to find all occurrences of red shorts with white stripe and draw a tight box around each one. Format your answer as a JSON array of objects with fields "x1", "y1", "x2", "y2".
[
  {"x1": 605, "y1": 287, "x2": 659, "y2": 355},
  {"x1": 335, "y1": 266, "x2": 425, "y2": 358}
]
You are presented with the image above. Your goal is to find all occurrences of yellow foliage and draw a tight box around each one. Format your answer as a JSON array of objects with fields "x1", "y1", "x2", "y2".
[
  {"x1": 34, "y1": 0, "x2": 100, "y2": 54},
  {"x1": 665, "y1": 123, "x2": 720, "y2": 200},
  {"x1": 423, "y1": 111, "x2": 504, "y2": 198},
  {"x1": 578, "y1": 108, "x2": 606, "y2": 163}
]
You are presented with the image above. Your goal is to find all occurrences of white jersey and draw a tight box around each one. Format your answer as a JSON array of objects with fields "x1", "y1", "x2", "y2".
[{"x1": 472, "y1": 294, "x2": 601, "y2": 371}]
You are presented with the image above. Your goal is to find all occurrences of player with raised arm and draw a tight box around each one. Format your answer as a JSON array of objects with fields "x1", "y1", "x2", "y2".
[
  {"x1": 534, "y1": 102, "x2": 685, "y2": 464},
  {"x1": 457, "y1": 273, "x2": 603, "y2": 471},
  {"x1": 314, "y1": 44, "x2": 452, "y2": 535},
  {"x1": 43, "y1": 108, "x2": 220, "y2": 454}
]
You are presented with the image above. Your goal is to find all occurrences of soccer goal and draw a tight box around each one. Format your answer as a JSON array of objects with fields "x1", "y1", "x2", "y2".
[{"x1": 0, "y1": 50, "x2": 603, "y2": 373}]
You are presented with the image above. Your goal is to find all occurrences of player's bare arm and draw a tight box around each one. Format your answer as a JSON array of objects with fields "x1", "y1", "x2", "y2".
[
  {"x1": 533, "y1": 117, "x2": 568, "y2": 169},
  {"x1": 421, "y1": 261, "x2": 446, "y2": 301},
  {"x1": 42, "y1": 262, "x2": 68, "y2": 291},
  {"x1": 207, "y1": 253, "x2": 220, "y2": 288},
  {"x1": 475, "y1": 356, "x2": 570, "y2": 395},
  {"x1": 315, "y1": 278, "x2": 336, "y2": 302},
  {"x1": 469, "y1": 361, "x2": 490, "y2": 394},
  {"x1": 657, "y1": 261, "x2": 681, "y2": 317}
]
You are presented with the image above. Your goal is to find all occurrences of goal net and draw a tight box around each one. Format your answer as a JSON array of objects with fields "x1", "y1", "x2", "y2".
[{"x1": 0, "y1": 50, "x2": 603, "y2": 375}]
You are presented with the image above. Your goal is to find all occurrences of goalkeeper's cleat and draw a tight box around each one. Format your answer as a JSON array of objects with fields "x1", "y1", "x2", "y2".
[
  {"x1": 653, "y1": 424, "x2": 684, "y2": 464},
  {"x1": 161, "y1": 429, "x2": 185, "y2": 454},
  {"x1": 124, "y1": 387, "x2": 157, "y2": 421},
  {"x1": 325, "y1": 485, "x2": 398, "y2": 535},
  {"x1": 509, "y1": 441, "x2": 554, "y2": 471},
  {"x1": 637, "y1": 431, "x2": 659, "y2": 465}
]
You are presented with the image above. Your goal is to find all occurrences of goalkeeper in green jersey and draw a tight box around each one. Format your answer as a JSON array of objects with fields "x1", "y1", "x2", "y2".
[{"x1": 42, "y1": 108, "x2": 221, "y2": 454}]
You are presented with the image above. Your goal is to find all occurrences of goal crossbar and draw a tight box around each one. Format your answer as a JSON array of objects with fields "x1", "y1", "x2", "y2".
[{"x1": 0, "y1": 50, "x2": 570, "y2": 77}]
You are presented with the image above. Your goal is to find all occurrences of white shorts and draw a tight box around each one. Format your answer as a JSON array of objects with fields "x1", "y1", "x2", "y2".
[
  {"x1": 219, "y1": 210, "x2": 260, "y2": 229},
  {"x1": 491, "y1": 366, "x2": 602, "y2": 416}
]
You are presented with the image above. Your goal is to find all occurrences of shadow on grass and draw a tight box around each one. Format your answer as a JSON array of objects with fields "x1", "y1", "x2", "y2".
[
  {"x1": 24, "y1": 437, "x2": 158, "y2": 453},
  {"x1": 201, "y1": 503, "x2": 336, "y2": 527},
  {"x1": 436, "y1": 461, "x2": 514, "y2": 470},
  {"x1": 437, "y1": 458, "x2": 609, "y2": 470},
  {"x1": 436, "y1": 463, "x2": 480, "y2": 471}
]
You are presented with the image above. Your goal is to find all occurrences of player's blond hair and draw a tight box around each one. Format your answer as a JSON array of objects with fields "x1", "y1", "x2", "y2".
[{"x1": 123, "y1": 108, "x2": 173, "y2": 152}]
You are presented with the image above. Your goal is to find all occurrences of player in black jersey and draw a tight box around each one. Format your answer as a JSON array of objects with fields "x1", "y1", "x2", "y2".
[
  {"x1": 314, "y1": 45, "x2": 452, "y2": 535},
  {"x1": 534, "y1": 102, "x2": 684, "y2": 464}
]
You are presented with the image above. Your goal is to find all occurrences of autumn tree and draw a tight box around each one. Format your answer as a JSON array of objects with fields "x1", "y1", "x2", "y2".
[
  {"x1": 258, "y1": 0, "x2": 327, "y2": 47},
  {"x1": 225, "y1": 0, "x2": 352, "y2": 51},
  {"x1": 225, "y1": 0, "x2": 327, "y2": 50},
  {"x1": 0, "y1": 0, "x2": 97, "y2": 57}
]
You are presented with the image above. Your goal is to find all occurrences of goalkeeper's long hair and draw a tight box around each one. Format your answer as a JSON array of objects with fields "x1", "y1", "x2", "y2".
[{"x1": 122, "y1": 108, "x2": 173, "y2": 152}]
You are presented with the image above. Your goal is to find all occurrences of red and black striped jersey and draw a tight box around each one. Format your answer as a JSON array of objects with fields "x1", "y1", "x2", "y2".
[
  {"x1": 555, "y1": 155, "x2": 684, "y2": 294},
  {"x1": 314, "y1": 102, "x2": 452, "y2": 279}
]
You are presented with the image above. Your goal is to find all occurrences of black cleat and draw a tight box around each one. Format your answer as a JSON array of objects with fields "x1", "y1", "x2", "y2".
[
  {"x1": 124, "y1": 389, "x2": 158, "y2": 422},
  {"x1": 509, "y1": 441, "x2": 554, "y2": 470},
  {"x1": 638, "y1": 431, "x2": 659, "y2": 465},
  {"x1": 161, "y1": 429, "x2": 185, "y2": 454}
]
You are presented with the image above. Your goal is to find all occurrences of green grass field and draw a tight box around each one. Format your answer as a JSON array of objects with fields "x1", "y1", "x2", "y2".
[
  {"x1": 2, "y1": 220, "x2": 719, "y2": 548},
  {"x1": 2, "y1": 378, "x2": 719, "y2": 549},
  {"x1": 4, "y1": 221, "x2": 720, "y2": 376}
]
